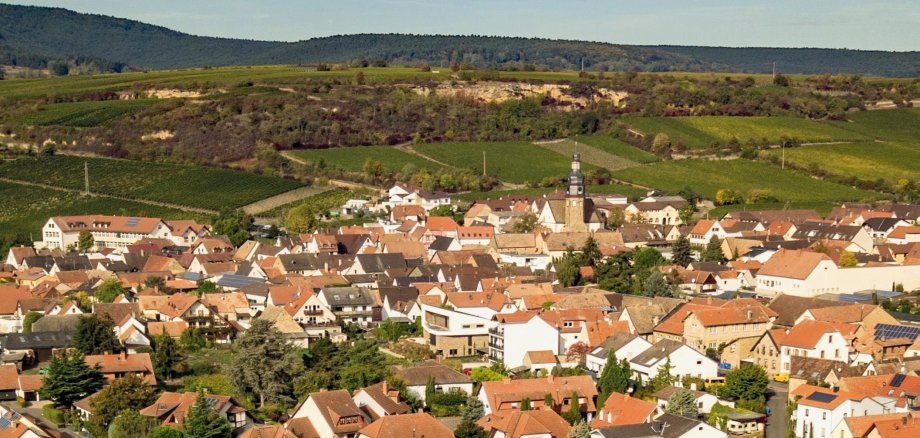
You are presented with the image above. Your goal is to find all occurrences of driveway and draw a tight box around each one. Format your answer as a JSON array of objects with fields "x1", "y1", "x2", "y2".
[{"x1": 766, "y1": 381, "x2": 788, "y2": 438}]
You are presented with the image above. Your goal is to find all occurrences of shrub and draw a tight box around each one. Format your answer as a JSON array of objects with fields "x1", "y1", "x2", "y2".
[{"x1": 42, "y1": 405, "x2": 64, "y2": 425}]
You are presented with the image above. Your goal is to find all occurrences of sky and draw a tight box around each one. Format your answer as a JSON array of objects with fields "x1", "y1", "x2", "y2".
[{"x1": 9, "y1": 0, "x2": 920, "y2": 51}]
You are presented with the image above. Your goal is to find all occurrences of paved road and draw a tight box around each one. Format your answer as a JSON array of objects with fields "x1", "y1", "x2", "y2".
[{"x1": 766, "y1": 381, "x2": 788, "y2": 438}]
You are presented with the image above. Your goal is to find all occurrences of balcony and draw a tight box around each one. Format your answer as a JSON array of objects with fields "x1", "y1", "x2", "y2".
[
  {"x1": 302, "y1": 309, "x2": 324, "y2": 316},
  {"x1": 489, "y1": 327, "x2": 504, "y2": 336}
]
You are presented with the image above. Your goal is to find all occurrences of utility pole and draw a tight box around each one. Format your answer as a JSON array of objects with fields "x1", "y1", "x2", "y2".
[
  {"x1": 483, "y1": 151, "x2": 486, "y2": 176},
  {"x1": 781, "y1": 140, "x2": 786, "y2": 170},
  {"x1": 84, "y1": 161, "x2": 90, "y2": 195},
  {"x1": 772, "y1": 62, "x2": 776, "y2": 80},
  {"x1": 581, "y1": 57, "x2": 585, "y2": 72}
]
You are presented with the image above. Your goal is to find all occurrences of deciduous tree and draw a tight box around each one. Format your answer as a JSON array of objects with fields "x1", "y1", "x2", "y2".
[
  {"x1": 89, "y1": 375, "x2": 156, "y2": 429},
  {"x1": 95, "y1": 278, "x2": 126, "y2": 303},
  {"x1": 78, "y1": 230, "x2": 94, "y2": 252},
  {"x1": 107, "y1": 409, "x2": 157, "y2": 438}
]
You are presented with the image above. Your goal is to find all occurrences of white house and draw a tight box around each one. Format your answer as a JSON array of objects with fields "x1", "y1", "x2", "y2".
[
  {"x1": 394, "y1": 361, "x2": 474, "y2": 406},
  {"x1": 420, "y1": 301, "x2": 496, "y2": 359},
  {"x1": 654, "y1": 385, "x2": 732, "y2": 415},
  {"x1": 793, "y1": 386, "x2": 893, "y2": 438},
  {"x1": 590, "y1": 413, "x2": 726, "y2": 438},
  {"x1": 628, "y1": 339, "x2": 719, "y2": 383},
  {"x1": 488, "y1": 312, "x2": 560, "y2": 369},
  {"x1": 778, "y1": 320, "x2": 852, "y2": 373},
  {"x1": 586, "y1": 332, "x2": 653, "y2": 375}
]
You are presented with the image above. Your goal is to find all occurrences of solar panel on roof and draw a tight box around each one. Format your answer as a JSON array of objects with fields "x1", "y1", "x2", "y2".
[
  {"x1": 0, "y1": 417, "x2": 10, "y2": 429},
  {"x1": 126, "y1": 217, "x2": 139, "y2": 226},
  {"x1": 874, "y1": 324, "x2": 920, "y2": 342},
  {"x1": 806, "y1": 392, "x2": 838, "y2": 403},
  {"x1": 892, "y1": 374, "x2": 907, "y2": 387}
]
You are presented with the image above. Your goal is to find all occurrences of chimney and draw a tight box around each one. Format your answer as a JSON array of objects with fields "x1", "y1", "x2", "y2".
[
  {"x1": 747, "y1": 310, "x2": 752, "y2": 321},
  {"x1": 547, "y1": 374, "x2": 554, "y2": 384},
  {"x1": 690, "y1": 382, "x2": 697, "y2": 391},
  {"x1": 120, "y1": 350, "x2": 127, "y2": 360},
  {"x1": 903, "y1": 416, "x2": 909, "y2": 425}
]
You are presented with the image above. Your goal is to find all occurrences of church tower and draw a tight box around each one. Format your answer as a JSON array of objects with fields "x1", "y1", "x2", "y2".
[{"x1": 563, "y1": 153, "x2": 587, "y2": 232}]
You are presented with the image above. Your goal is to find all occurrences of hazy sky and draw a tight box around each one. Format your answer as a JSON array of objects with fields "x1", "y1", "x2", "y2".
[{"x1": 10, "y1": 0, "x2": 920, "y2": 51}]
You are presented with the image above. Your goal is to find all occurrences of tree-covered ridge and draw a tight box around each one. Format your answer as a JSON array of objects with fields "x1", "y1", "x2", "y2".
[{"x1": 2, "y1": 3, "x2": 920, "y2": 76}]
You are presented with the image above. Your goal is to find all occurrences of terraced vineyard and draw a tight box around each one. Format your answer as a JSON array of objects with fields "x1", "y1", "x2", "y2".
[
  {"x1": 290, "y1": 146, "x2": 445, "y2": 173},
  {"x1": 572, "y1": 135, "x2": 660, "y2": 163},
  {"x1": 0, "y1": 156, "x2": 304, "y2": 210},
  {"x1": 9, "y1": 99, "x2": 155, "y2": 126},
  {"x1": 621, "y1": 116, "x2": 872, "y2": 149},
  {"x1": 414, "y1": 141, "x2": 597, "y2": 184},
  {"x1": 766, "y1": 142, "x2": 920, "y2": 184},
  {"x1": 0, "y1": 181, "x2": 205, "y2": 240},
  {"x1": 534, "y1": 139, "x2": 638, "y2": 171},
  {"x1": 617, "y1": 159, "x2": 880, "y2": 203}
]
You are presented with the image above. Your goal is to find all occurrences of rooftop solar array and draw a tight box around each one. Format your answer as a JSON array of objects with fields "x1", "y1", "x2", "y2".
[
  {"x1": 806, "y1": 392, "x2": 838, "y2": 403},
  {"x1": 874, "y1": 323, "x2": 920, "y2": 342},
  {"x1": 126, "y1": 217, "x2": 139, "y2": 227},
  {"x1": 891, "y1": 374, "x2": 907, "y2": 387},
  {"x1": 216, "y1": 274, "x2": 264, "y2": 288}
]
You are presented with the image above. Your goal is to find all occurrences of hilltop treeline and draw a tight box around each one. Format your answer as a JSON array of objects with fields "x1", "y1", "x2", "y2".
[{"x1": 2, "y1": 3, "x2": 920, "y2": 76}]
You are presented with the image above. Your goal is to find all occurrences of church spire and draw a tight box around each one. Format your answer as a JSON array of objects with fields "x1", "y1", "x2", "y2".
[{"x1": 567, "y1": 153, "x2": 584, "y2": 197}]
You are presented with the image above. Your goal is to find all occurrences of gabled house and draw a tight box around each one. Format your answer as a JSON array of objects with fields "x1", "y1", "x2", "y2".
[
  {"x1": 140, "y1": 391, "x2": 253, "y2": 432},
  {"x1": 629, "y1": 339, "x2": 719, "y2": 383},
  {"x1": 478, "y1": 409, "x2": 571, "y2": 438},
  {"x1": 84, "y1": 352, "x2": 157, "y2": 386},
  {"x1": 478, "y1": 375, "x2": 598, "y2": 419},
  {"x1": 591, "y1": 392, "x2": 659, "y2": 428},
  {"x1": 288, "y1": 390, "x2": 368, "y2": 438},
  {"x1": 394, "y1": 361, "x2": 474, "y2": 405},
  {"x1": 359, "y1": 413, "x2": 453, "y2": 438},
  {"x1": 318, "y1": 287, "x2": 375, "y2": 326}
]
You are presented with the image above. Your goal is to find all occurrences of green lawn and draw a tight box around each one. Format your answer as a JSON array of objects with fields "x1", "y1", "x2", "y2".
[
  {"x1": 0, "y1": 156, "x2": 304, "y2": 210},
  {"x1": 707, "y1": 201, "x2": 839, "y2": 219},
  {"x1": 572, "y1": 135, "x2": 660, "y2": 164},
  {"x1": 291, "y1": 146, "x2": 444, "y2": 173},
  {"x1": 766, "y1": 141, "x2": 920, "y2": 184},
  {"x1": 621, "y1": 116, "x2": 871, "y2": 149},
  {"x1": 453, "y1": 183, "x2": 646, "y2": 203},
  {"x1": 414, "y1": 141, "x2": 594, "y2": 184},
  {"x1": 0, "y1": 181, "x2": 206, "y2": 241},
  {"x1": 617, "y1": 159, "x2": 880, "y2": 203}
]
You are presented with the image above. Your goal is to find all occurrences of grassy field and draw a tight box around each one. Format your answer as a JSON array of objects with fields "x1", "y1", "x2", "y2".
[
  {"x1": 766, "y1": 141, "x2": 920, "y2": 184},
  {"x1": 621, "y1": 116, "x2": 871, "y2": 149},
  {"x1": 0, "y1": 181, "x2": 206, "y2": 239},
  {"x1": 414, "y1": 141, "x2": 595, "y2": 184},
  {"x1": 617, "y1": 159, "x2": 880, "y2": 203},
  {"x1": 8, "y1": 99, "x2": 155, "y2": 126},
  {"x1": 0, "y1": 156, "x2": 304, "y2": 210},
  {"x1": 291, "y1": 146, "x2": 445, "y2": 173},
  {"x1": 535, "y1": 139, "x2": 638, "y2": 171},
  {"x1": 572, "y1": 135, "x2": 659, "y2": 164},
  {"x1": 831, "y1": 108, "x2": 920, "y2": 142}
]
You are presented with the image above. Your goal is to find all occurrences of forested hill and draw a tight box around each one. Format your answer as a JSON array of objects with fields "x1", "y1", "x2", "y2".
[
  {"x1": 1, "y1": 3, "x2": 920, "y2": 76},
  {"x1": 645, "y1": 46, "x2": 920, "y2": 77}
]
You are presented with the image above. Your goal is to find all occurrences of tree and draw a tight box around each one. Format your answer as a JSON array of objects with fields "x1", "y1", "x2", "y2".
[
  {"x1": 179, "y1": 327, "x2": 207, "y2": 352},
  {"x1": 555, "y1": 247, "x2": 582, "y2": 287},
  {"x1": 144, "y1": 275, "x2": 166, "y2": 291},
  {"x1": 651, "y1": 133, "x2": 671, "y2": 154},
  {"x1": 606, "y1": 208, "x2": 626, "y2": 230},
  {"x1": 22, "y1": 311, "x2": 43, "y2": 333},
  {"x1": 151, "y1": 333, "x2": 181, "y2": 382},
  {"x1": 899, "y1": 299, "x2": 912, "y2": 314},
  {"x1": 95, "y1": 278, "x2": 126, "y2": 303},
  {"x1": 773, "y1": 73, "x2": 791, "y2": 87},
  {"x1": 183, "y1": 391, "x2": 232, "y2": 438},
  {"x1": 643, "y1": 270, "x2": 673, "y2": 297},
  {"x1": 196, "y1": 280, "x2": 219, "y2": 295},
  {"x1": 107, "y1": 410, "x2": 156, "y2": 438},
  {"x1": 89, "y1": 375, "x2": 156, "y2": 429},
  {"x1": 703, "y1": 235, "x2": 726, "y2": 263},
  {"x1": 597, "y1": 356, "x2": 631, "y2": 408},
  {"x1": 461, "y1": 396, "x2": 484, "y2": 422},
  {"x1": 562, "y1": 391, "x2": 582, "y2": 425},
  {"x1": 455, "y1": 419, "x2": 488, "y2": 438},
  {"x1": 229, "y1": 319, "x2": 293, "y2": 407},
  {"x1": 147, "y1": 427, "x2": 183, "y2": 438},
  {"x1": 838, "y1": 251, "x2": 858, "y2": 268},
  {"x1": 671, "y1": 235, "x2": 692, "y2": 267},
  {"x1": 51, "y1": 63, "x2": 70, "y2": 76},
  {"x1": 73, "y1": 315, "x2": 121, "y2": 355},
  {"x1": 513, "y1": 212, "x2": 538, "y2": 233},
  {"x1": 78, "y1": 230, "x2": 94, "y2": 252},
  {"x1": 425, "y1": 376, "x2": 436, "y2": 404},
  {"x1": 354, "y1": 71, "x2": 365, "y2": 85},
  {"x1": 40, "y1": 350, "x2": 104, "y2": 408},
  {"x1": 582, "y1": 236, "x2": 601, "y2": 267},
  {"x1": 568, "y1": 420, "x2": 591, "y2": 438},
  {"x1": 678, "y1": 204, "x2": 695, "y2": 224},
  {"x1": 666, "y1": 389, "x2": 699, "y2": 418},
  {"x1": 649, "y1": 357, "x2": 674, "y2": 392},
  {"x1": 719, "y1": 365, "x2": 769, "y2": 408},
  {"x1": 521, "y1": 397, "x2": 532, "y2": 410}
]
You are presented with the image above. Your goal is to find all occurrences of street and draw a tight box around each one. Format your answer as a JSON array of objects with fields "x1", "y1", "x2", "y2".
[{"x1": 766, "y1": 381, "x2": 789, "y2": 438}]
